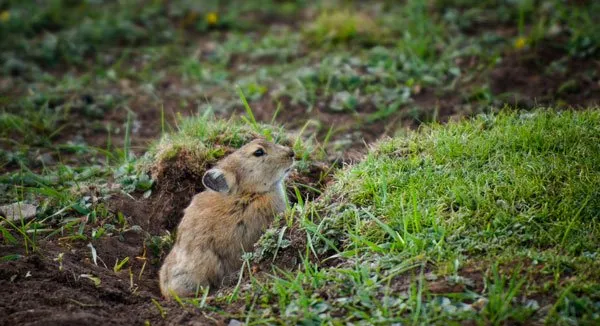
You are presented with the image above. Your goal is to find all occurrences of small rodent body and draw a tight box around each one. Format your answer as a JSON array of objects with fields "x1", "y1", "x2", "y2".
[{"x1": 159, "y1": 139, "x2": 294, "y2": 298}]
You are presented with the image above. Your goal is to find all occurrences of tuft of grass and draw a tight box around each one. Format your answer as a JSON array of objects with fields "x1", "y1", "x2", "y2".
[
  {"x1": 138, "y1": 110, "x2": 321, "y2": 180},
  {"x1": 303, "y1": 10, "x2": 384, "y2": 45},
  {"x1": 483, "y1": 264, "x2": 531, "y2": 325},
  {"x1": 397, "y1": 0, "x2": 448, "y2": 62}
]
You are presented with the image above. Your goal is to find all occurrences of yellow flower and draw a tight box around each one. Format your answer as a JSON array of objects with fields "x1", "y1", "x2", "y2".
[
  {"x1": 514, "y1": 36, "x2": 527, "y2": 50},
  {"x1": 205, "y1": 12, "x2": 218, "y2": 26},
  {"x1": 0, "y1": 10, "x2": 10, "y2": 23}
]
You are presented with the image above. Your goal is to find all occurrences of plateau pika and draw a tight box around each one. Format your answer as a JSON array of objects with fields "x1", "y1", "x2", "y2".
[{"x1": 159, "y1": 139, "x2": 295, "y2": 298}]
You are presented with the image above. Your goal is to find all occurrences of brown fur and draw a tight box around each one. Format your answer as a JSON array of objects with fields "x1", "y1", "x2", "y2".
[{"x1": 159, "y1": 139, "x2": 294, "y2": 298}]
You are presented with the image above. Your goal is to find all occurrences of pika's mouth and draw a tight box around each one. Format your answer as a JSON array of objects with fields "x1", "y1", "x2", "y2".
[{"x1": 283, "y1": 160, "x2": 295, "y2": 174}]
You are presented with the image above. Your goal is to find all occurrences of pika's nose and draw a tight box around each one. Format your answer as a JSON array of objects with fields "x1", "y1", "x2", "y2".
[{"x1": 288, "y1": 149, "x2": 295, "y2": 158}]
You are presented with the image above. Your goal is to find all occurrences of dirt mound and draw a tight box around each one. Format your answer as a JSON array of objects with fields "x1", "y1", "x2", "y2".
[{"x1": 112, "y1": 150, "x2": 209, "y2": 235}]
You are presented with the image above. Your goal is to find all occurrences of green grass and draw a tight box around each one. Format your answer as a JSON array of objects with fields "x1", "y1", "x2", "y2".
[
  {"x1": 339, "y1": 110, "x2": 600, "y2": 256},
  {"x1": 304, "y1": 9, "x2": 384, "y2": 45},
  {"x1": 230, "y1": 109, "x2": 600, "y2": 324}
]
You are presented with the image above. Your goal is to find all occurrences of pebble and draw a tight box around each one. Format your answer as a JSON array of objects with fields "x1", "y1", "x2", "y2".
[
  {"x1": 0, "y1": 202, "x2": 37, "y2": 221},
  {"x1": 228, "y1": 319, "x2": 243, "y2": 326}
]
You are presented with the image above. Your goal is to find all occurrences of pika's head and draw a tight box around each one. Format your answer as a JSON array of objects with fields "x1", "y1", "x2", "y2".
[{"x1": 202, "y1": 139, "x2": 295, "y2": 195}]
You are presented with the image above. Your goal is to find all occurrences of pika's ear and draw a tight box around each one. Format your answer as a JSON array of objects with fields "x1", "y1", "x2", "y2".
[{"x1": 202, "y1": 168, "x2": 233, "y2": 193}]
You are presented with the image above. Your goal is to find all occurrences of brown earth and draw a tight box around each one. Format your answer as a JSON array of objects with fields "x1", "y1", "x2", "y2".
[
  {"x1": 0, "y1": 240, "x2": 229, "y2": 326},
  {"x1": 490, "y1": 41, "x2": 600, "y2": 108}
]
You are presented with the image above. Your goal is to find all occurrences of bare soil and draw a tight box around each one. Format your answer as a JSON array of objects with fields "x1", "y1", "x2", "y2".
[
  {"x1": 490, "y1": 41, "x2": 600, "y2": 108},
  {"x1": 0, "y1": 239, "x2": 231, "y2": 326}
]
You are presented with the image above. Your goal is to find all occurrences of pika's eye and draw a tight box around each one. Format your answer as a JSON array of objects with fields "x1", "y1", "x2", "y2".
[{"x1": 253, "y1": 148, "x2": 265, "y2": 157}]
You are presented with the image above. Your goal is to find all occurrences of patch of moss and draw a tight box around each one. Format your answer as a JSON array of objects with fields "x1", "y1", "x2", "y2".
[{"x1": 304, "y1": 10, "x2": 384, "y2": 45}]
